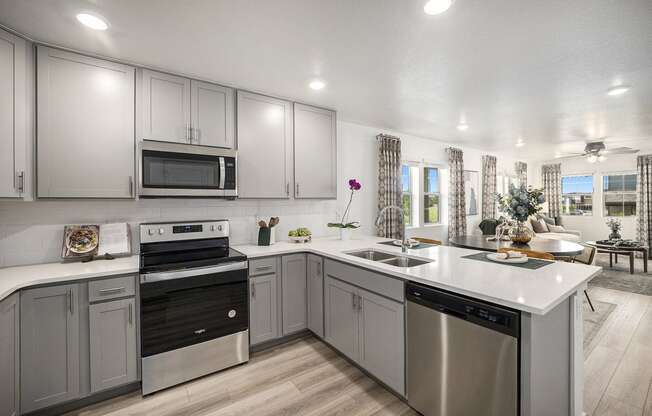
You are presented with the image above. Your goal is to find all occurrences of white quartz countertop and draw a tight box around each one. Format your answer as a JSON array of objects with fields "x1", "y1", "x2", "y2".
[
  {"x1": 234, "y1": 236, "x2": 602, "y2": 315},
  {"x1": 0, "y1": 256, "x2": 140, "y2": 301}
]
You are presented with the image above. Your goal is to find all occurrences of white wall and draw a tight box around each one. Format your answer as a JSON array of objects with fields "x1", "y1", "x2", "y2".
[
  {"x1": 0, "y1": 120, "x2": 524, "y2": 268},
  {"x1": 530, "y1": 153, "x2": 642, "y2": 241}
]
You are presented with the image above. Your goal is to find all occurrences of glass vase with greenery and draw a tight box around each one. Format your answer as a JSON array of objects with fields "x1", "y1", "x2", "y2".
[{"x1": 497, "y1": 184, "x2": 545, "y2": 244}]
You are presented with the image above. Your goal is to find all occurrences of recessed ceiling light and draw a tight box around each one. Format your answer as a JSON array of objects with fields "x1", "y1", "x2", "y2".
[
  {"x1": 457, "y1": 123, "x2": 468, "y2": 131},
  {"x1": 424, "y1": 0, "x2": 454, "y2": 15},
  {"x1": 76, "y1": 13, "x2": 108, "y2": 30},
  {"x1": 309, "y1": 79, "x2": 326, "y2": 90},
  {"x1": 606, "y1": 85, "x2": 630, "y2": 96},
  {"x1": 515, "y1": 139, "x2": 525, "y2": 148},
  {"x1": 587, "y1": 155, "x2": 598, "y2": 163}
]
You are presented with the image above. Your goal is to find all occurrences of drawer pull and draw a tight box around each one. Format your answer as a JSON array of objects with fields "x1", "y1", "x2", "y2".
[
  {"x1": 255, "y1": 265, "x2": 273, "y2": 272},
  {"x1": 99, "y1": 287, "x2": 126, "y2": 295}
]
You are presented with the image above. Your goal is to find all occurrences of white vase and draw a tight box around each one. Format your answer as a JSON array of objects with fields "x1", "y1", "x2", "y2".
[
  {"x1": 269, "y1": 227, "x2": 276, "y2": 245},
  {"x1": 339, "y1": 228, "x2": 352, "y2": 241}
]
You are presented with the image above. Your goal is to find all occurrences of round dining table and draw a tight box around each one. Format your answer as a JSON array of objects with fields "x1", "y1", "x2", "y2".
[{"x1": 449, "y1": 235, "x2": 584, "y2": 257}]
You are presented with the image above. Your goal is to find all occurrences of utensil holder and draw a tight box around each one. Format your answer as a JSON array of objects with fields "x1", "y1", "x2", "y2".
[{"x1": 258, "y1": 227, "x2": 271, "y2": 246}]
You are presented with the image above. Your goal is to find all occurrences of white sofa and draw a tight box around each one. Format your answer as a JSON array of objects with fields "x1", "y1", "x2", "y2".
[{"x1": 524, "y1": 216, "x2": 582, "y2": 242}]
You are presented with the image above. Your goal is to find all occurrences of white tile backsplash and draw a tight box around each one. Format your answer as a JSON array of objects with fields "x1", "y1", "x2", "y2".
[{"x1": 0, "y1": 199, "x2": 340, "y2": 267}]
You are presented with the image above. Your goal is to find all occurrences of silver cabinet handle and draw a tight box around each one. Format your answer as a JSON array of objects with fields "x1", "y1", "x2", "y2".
[
  {"x1": 186, "y1": 124, "x2": 191, "y2": 142},
  {"x1": 99, "y1": 287, "x2": 126, "y2": 295},
  {"x1": 67, "y1": 289, "x2": 71, "y2": 313},
  {"x1": 251, "y1": 283, "x2": 256, "y2": 299},
  {"x1": 296, "y1": 183, "x2": 299, "y2": 196},
  {"x1": 128, "y1": 303, "x2": 133, "y2": 325},
  {"x1": 68, "y1": 289, "x2": 74, "y2": 314},
  {"x1": 16, "y1": 171, "x2": 24, "y2": 193},
  {"x1": 255, "y1": 265, "x2": 272, "y2": 272},
  {"x1": 286, "y1": 183, "x2": 290, "y2": 196},
  {"x1": 192, "y1": 127, "x2": 199, "y2": 143},
  {"x1": 358, "y1": 295, "x2": 363, "y2": 312},
  {"x1": 128, "y1": 176, "x2": 134, "y2": 197},
  {"x1": 351, "y1": 292, "x2": 356, "y2": 309}
]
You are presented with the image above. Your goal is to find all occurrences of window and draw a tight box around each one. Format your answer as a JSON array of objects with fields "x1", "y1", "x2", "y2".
[
  {"x1": 402, "y1": 165, "x2": 412, "y2": 226},
  {"x1": 603, "y1": 173, "x2": 637, "y2": 217},
  {"x1": 496, "y1": 174, "x2": 518, "y2": 215},
  {"x1": 423, "y1": 167, "x2": 440, "y2": 224},
  {"x1": 561, "y1": 175, "x2": 593, "y2": 216}
]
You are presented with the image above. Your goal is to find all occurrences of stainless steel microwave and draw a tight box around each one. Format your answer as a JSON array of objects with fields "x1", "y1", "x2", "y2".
[{"x1": 138, "y1": 140, "x2": 237, "y2": 198}]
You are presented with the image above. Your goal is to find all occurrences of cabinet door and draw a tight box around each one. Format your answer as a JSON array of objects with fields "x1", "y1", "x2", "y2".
[
  {"x1": 237, "y1": 91, "x2": 293, "y2": 198},
  {"x1": 140, "y1": 69, "x2": 191, "y2": 143},
  {"x1": 21, "y1": 284, "x2": 80, "y2": 413},
  {"x1": 281, "y1": 254, "x2": 307, "y2": 335},
  {"x1": 89, "y1": 298, "x2": 137, "y2": 393},
  {"x1": 37, "y1": 46, "x2": 135, "y2": 198},
  {"x1": 249, "y1": 274, "x2": 278, "y2": 345},
  {"x1": 324, "y1": 276, "x2": 359, "y2": 361},
  {"x1": 293, "y1": 104, "x2": 336, "y2": 199},
  {"x1": 307, "y1": 254, "x2": 324, "y2": 338},
  {"x1": 0, "y1": 293, "x2": 19, "y2": 416},
  {"x1": 0, "y1": 29, "x2": 26, "y2": 198},
  {"x1": 358, "y1": 288, "x2": 405, "y2": 395},
  {"x1": 190, "y1": 80, "x2": 235, "y2": 148}
]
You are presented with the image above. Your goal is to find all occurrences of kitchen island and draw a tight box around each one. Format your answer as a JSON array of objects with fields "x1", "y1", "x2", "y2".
[{"x1": 236, "y1": 236, "x2": 601, "y2": 416}]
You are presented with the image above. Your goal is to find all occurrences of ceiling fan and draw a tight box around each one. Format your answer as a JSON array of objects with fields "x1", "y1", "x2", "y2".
[{"x1": 555, "y1": 140, "x2": 639, "y2": 163}]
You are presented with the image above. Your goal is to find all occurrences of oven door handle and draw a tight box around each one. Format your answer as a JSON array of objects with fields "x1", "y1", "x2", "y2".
[{"x1": 140, "y1": 261, "x2": 247, "y2": 283}]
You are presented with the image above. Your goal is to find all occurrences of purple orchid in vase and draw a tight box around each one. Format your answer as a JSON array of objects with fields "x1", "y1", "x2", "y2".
[{"x1": 328, "y1": 179, "x2": 362, "y2": 229}]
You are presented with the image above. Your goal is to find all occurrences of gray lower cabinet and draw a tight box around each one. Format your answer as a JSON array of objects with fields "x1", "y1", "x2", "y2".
[
  {"x1": 36, "y1": 46, "x2": 136, "y2": 198},
  {"x1": 89, "y1": 298, "x2": 137, "y2": 393},
  {"x1": 324, "y1": 276, "x2": 359, "y2": 361},
  {"x1": 281, "y1": 254, "x2": 307, "y2": 335},
  {"x1": 21, "y1": 284, "x2": 80, "y2": 413},
  {"x1": 249, "y1": 273, "x2": 279, "y2": 345},
  {"x1": 324, "y1": 274, "x2": 405, "y2": 396},
  {"x1": 306, "y1": 255, "x2": 324, "y2": 338},
  {"x1": 0, "y1": 293, "x2": 19, "y2": 416},
  {"x1": 357, "y1": 288, "x2": 404, "y2": 395}
]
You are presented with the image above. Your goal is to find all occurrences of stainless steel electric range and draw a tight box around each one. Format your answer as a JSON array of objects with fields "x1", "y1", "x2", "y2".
[{"x1": 139, "y1": 220, "x2": 249, "y2": 395}]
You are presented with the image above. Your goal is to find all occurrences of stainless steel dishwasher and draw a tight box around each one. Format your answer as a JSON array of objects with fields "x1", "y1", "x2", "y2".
[{"x1": 406, "y1": 282, "x2": 520, "y2": 416}]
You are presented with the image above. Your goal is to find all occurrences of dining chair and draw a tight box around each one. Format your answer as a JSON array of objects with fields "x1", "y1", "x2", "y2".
[{"x1": 569, "y1": 244, "x2": 597, "y2": 312}]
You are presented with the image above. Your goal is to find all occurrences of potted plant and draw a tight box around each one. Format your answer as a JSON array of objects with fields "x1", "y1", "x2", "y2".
[
  {"x1": 606, "y1": 218, "x2": 622, "y2": 240},
  {"x1": 497, "y1": 184, "x2": 545, "y2": 244},
  {"x1": 328, "y1": 179, "x2": 362, "y2": 240}
]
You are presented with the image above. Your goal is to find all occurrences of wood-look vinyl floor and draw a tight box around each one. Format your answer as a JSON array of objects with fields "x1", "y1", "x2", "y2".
[
  {"x1": 68, "y1": 286, "x2": 652, "y2": 416},
  {"x1": 65, "y1": 336, "x2": 417, "y2": 416}
]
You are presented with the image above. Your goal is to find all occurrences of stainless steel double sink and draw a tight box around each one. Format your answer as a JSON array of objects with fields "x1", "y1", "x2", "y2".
[{"x1": 345, "y1": 249, "x2": 432, "y2": 268}]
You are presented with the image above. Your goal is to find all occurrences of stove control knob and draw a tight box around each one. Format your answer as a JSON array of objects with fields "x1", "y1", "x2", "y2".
[
  {"x1": 218, "y1": 225, "x2": 223, "y2": 232},
  {"x1": 147, "y1": 229, "x2": 154, "y2": 236},
  {"x1": 158, "y1": 228, "x2": 165, "y2": 235},
  {"x1": 210, "y1": 225, "x2": 216, "y2": 232}
]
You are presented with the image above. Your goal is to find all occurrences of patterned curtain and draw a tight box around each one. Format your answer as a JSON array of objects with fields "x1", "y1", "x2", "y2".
[
  {"x1": 481, "y1": 155, "x2": 497, "y2": 220},
  {"x1": 636, "y1": 155, "x2": 652, "y2": 256},
  {"x1": 376, "y1": 134, "x2": 402, "y2": 239},
  {"x1": 542, "y1": 163, "x2": 562, "y2": 218},
  {"x1": 447, "y1": 147, "x2": 467, "y2": 239},
  {"x1": 515, "y1": 161, "x2": 527, "y2": 187}
]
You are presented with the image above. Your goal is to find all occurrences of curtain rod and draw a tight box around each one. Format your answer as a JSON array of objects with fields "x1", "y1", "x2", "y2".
[{"x1": 376, "y1": 134, "x2": 400, "y2": 140}]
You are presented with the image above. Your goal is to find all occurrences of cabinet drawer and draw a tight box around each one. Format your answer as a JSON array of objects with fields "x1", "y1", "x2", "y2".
[
  {"x1": 88, "y1": 275, "x2": 136, "y2": 302},
  {"x1": 324, "y1": 259, "x2": 404, "y2": 303},
  {"x1": 249, "y1": 257, "x2": 277, "y2": 276}
]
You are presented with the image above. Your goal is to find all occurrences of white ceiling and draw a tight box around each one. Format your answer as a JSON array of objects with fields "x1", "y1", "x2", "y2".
[{"x1": 2, "y1": 0, "x2": 652, "y2": 161}]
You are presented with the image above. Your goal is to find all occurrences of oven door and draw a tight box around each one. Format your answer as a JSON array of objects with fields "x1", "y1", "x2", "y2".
[
  {"x1": 140, "y1": 262, "x2": 248, "y2": 357},
  {"x1": 139, "y1": 141, "x2": 237, "y2": 197}
]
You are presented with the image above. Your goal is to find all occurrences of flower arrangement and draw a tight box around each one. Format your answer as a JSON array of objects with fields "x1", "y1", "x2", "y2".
[
  {"x1": 328, "y1": 179, "x2": 362, "y2": 229},
  {"x1": 497, "y1": 184, "x2": 545, "y2": 244},
  {"x1": 606, "y1": 218, "x2": 622, "y2": 240},
  {"x1": 497, "y1": 184, "x2": 545, "y2": 223}
]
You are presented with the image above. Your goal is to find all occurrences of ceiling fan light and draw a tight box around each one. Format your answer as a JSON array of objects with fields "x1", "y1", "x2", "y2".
[
  {"x1": 598, "y1": 155, "x2": 606, "y2": 162},
  {"x1": 607, "y1": 85, "x2": 630, "y2": 96},
  {"x1": 587, "y1": 155, "x2": 598, "y2": 163},
  {"x1": 424, "y1": 0, "x2": 454, "y2": 15}
]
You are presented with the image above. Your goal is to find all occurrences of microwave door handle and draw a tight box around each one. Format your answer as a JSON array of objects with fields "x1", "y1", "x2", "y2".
[{"x1": 219, "y1": 157, "x2": 226, "y2": 189}]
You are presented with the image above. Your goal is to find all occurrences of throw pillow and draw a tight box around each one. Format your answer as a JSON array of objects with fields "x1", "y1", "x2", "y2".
[
  {"x1": 540, "y1": 216, "x2": 556, "y2": 226},
  {"x1": 531, "y1": 218, "x2": 549, "y2": 233},
  {"x1": 548, "y1": 224, "x2": 566, "y2": 233}
]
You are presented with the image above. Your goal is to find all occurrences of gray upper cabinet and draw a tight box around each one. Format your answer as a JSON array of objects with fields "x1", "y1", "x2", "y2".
[
  {"x1": 249, "y1": 274, "x2": 279, "y2": 345},
  {"x1": 191, "y1": 80, "x2": 235, "y2": 148},
  {"x1": 307, "y1": 254, "x2": 324, "y2": 338},
  {"x1": 0, "y1": 293, "x2": 19, "y2": 416},
  {"x1": 281, "y1": 254, "x2": 307, "y2": 335},
  {"x1": 37, "y1": 46, "x2": 136, "y2": 198},
  {"x1": 358, "y1": 288, "x2": 404, "y2": 395},
  {"x1": 89, "y1": 298, "x2": 137, "y2": 393},
  {"x1": 0, "y1": 29, "x2": 27, "y2": 198},
  {"x1": 293, "y1": 104, "x2": 336, "y2": 199},
  {"x1": 324, "y1": 276, "x2": 359, "y2": 361},
  {"x1": 140, "y1": 69, "x2": 191, "y2": 144},
  {"x1": 21, "y1": 284, "x2": 80, "y2": 413},
  {"x1": 237, "y1": 91, "x2": 293, "y2": 198}
]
